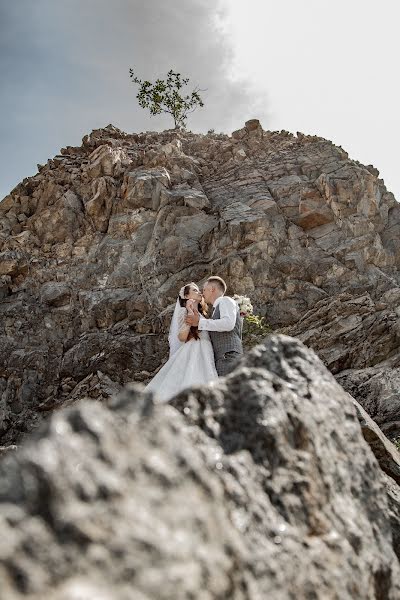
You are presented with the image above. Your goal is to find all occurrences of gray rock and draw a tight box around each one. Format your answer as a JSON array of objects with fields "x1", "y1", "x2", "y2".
[
  {"x1": 0, "y1": 386, "x2": 246, "y2": 599},
  {"x1": 121, "y1": 167, "x2": 170, "y2": 211},
  {"x1": 0, "y1": 335, "x2": 399, "y2": 598},
  {"x1": 40, "y1": 282, "x2": 71, "y2": 307},
  {"x1": 336, "y1": 366, "x2": 400, "y2": 440},
  {"x1": 351, "y1": 398, "x2": 400, "y2": 484}
]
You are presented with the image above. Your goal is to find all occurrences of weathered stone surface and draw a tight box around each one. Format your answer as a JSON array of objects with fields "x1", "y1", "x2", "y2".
[
  {"x1": 352, "y1": 397, "x2": 400, "y2": 484},
  {"x1": 121, "y1": 167, "x2": 170, "y2": 211},
  {"x1": 337, "y1": 366, "x2": 400, "y2": 439},
  {"x1": 0, "y1": 390, "x2": 245, "y2": 599},
  {"x1": 383, "y1": 472, "x2": 400, "y2": 561},
  {"x1": 0, "y1": 335, "x2": 399, "y2": 599},
  {"x1": 84, "y1": 144, "x2": 130, "y2": 178},
  {"x1": 85, "y1": 176, "x2": 115, "y2": 233},
  {"x1": 40, "y1": 282, "x2": 71, "y2": 307}
]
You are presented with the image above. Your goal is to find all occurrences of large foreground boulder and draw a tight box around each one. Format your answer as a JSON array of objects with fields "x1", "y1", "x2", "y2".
[{"x1": 0, "y1": 335, "x2": 399, "y2": 599}]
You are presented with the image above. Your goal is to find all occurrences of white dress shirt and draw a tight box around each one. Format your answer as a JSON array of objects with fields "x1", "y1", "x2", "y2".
[{"x1": 198, "y1": 296, "x2": 238, "y2": 332}]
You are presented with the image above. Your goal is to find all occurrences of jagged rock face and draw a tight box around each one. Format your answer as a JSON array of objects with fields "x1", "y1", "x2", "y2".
[
  {"x1": 0, "y1": 336, "x2": 399, "y2": 599},
  {"x1": 0, "y1": 121, "x2": 400, "y2": 444},
  {"x1": 336, "y1": 366, "x2": 400, "y2": 440}
]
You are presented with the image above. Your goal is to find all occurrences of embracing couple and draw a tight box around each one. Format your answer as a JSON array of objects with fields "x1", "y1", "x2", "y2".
[{"x1": 144, "y1": 276, "x2": 243, "y2": 403}]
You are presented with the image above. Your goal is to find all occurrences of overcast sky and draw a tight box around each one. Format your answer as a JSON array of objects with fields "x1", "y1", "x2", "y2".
[{"x1": 1, "y1": 0, "x2": 399, "y2": 202}]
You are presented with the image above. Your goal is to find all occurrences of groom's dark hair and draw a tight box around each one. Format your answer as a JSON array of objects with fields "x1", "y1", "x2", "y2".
[{"x1": 207, "y1": 276, "x2": 227, "y2": 294}]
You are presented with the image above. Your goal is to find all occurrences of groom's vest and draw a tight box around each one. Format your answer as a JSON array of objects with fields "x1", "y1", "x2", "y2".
[{"x1": 209, "y1": 301, "x2": 243, "y2": 361}]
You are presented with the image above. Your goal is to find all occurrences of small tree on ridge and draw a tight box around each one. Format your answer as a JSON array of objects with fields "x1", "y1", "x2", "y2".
[{"x1": 129, "y1": 69, "x2": 205, "y2": 130}]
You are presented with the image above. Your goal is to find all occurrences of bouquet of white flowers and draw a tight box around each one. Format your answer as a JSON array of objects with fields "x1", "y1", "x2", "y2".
[
  {"x1": 233, "y1": 294, "x2": 271, "y2": 348},
  {"x1": 232, "y1": 294, "x2": 253, "y2": 318}
]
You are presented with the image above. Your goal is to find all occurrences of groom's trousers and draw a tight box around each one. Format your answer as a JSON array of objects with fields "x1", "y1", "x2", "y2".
[{"x1": 215, "y1": 350, "x2": 242, "y2": 377}]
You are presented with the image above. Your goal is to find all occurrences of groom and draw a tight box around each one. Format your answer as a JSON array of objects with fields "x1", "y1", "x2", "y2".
[{"x1": 185, "y1": 275, "x2": 243, "y2": 376}]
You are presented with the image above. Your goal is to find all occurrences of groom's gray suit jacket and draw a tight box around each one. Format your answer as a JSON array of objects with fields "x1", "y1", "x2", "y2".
[{"x1": 208, "y1": 302, "x2": 243, "y2": 376}]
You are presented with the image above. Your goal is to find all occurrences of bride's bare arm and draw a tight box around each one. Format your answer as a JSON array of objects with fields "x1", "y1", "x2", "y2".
[
  {"x1": 178, "y1": 308, "x2": 190, "y2": 342},
  {"x1": 178, "y1": 326, "x2": 190, "y2": 342}
]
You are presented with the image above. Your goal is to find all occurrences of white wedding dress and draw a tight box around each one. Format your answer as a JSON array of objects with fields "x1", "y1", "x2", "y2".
[{"x1": 144, "y1": 305, "x2": 218, "y2": 403}]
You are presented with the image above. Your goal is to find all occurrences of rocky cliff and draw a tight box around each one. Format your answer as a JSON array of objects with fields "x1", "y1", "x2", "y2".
[{"x1": 1, "y1": 119, "x2": 399, "y2": 445}]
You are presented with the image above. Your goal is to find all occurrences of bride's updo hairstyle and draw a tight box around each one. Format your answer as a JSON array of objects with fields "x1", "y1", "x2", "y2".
[{"x1": 178, "y1": 282, "x2": 208, "y2": 342}]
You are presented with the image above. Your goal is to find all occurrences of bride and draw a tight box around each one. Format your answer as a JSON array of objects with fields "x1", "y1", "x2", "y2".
[{"x1": 144, "y1": 282, "x2": 218, "y2": 403}]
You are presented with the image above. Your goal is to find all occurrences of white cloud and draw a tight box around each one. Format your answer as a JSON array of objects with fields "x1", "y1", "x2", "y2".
[
  {"x1": 0, "y1": 0, "x2": 263, "y2": 199},
  {"x1": 222, "y1": 0, "x2": 400, "y2": 199}
]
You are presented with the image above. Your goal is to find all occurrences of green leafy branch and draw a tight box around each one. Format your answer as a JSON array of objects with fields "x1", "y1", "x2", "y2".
[
  {"x1": 129, "y1": 69, "x2": 205, "y2": 129},
  {"x1": 242, "y1": 313, "x2": 272, "y2": 349}
]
